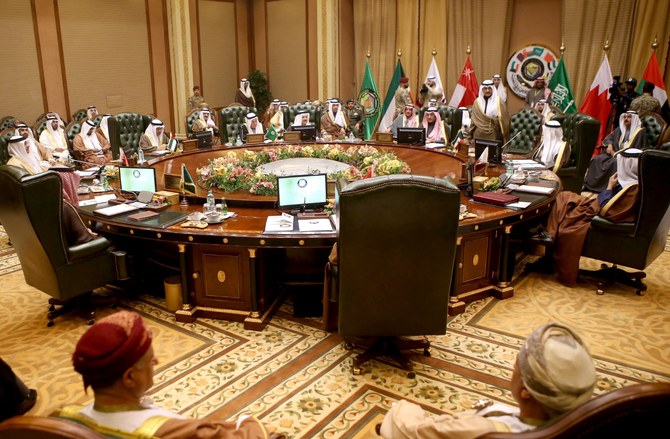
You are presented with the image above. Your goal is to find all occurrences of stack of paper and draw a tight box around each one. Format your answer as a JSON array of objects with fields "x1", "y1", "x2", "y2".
[
  {"x1": 298, "y1": 218, "x2": 333, "y2": 232},
  {"x1": 514, "y1": 185, "x2": 554, "y2": 195}
]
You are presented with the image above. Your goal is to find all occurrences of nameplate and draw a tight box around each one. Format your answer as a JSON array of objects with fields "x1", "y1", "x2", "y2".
[
  {"x1": 182, "y1": 139, "x2": 198, "y2": 151},
  {"x1": 375, "y1": 132, "x2": 393, "y2": 143},
  {"x1": 246, "y1": 133, "x2": 264, "y2": 144},
  {"x1": 283, "y1": 131, "x2": 301, "y2": 142},
  {"x1": 164, "y1": 173, "x2": 181, "y2": 191}
]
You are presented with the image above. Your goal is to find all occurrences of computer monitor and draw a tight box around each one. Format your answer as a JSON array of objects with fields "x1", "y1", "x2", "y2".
[
  {"x1": 397, "y1": 127, "x2": 426, "y2": 146},
  {"x1": 188, "y1": 131, "x2": 212, "y2": 149},
  {"x1": 119, "y1": 167, "x2": 157, "y2": 193},
  {"x1": 474, "y1": 138, "x2": 503, "y2": 164},
  {"x1": 277, "y1": 173, "x2": 327, "y2": 211},
  {"x1": 289, "y1": 125, "x2": 317, "y2": 141}
]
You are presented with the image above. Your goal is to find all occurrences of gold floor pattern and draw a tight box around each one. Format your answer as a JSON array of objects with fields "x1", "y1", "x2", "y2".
[{"x1": 1, "y1": 231, "x2": 669, "y2": 438}]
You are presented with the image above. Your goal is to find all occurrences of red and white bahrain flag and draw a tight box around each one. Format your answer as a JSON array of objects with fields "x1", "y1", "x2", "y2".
[
  {"x1": 448, "y1": 56, "x2": 479, "y2": 108},
  {"x1": 578, "y1": 54, "x2": 613, "y2": 145}
]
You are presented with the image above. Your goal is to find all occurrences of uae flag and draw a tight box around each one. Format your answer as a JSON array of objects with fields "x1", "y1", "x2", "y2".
[
  {"x1": 548, "y1": 58, "x2": 577, "y2": 114},
  {"x1": 578, "y1": 54, "x2": 612, "y2": 145},
  {"x1": 377, "y1": 60, "x2": 406, "y2": 134},
  {"x1": 448, "y1": 56, "x2": 479, "y2": 108},
  {"x1": 636, "y1": 52, "x2": 668, "y2": 108}
]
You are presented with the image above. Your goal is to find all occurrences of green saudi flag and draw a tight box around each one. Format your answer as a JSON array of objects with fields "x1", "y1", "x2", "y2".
[
  {"x1": 357, "y1": 60, "x2": 381, "y2": 140},
  {"x1": 181, "y1": 163, "x2": 197, "y2": 195},
  {"x1": 548, "y1": 58, "x2": 577, "y2": 113}
]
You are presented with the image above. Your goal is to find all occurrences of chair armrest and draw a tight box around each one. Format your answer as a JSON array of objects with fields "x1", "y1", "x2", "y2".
[
  {"x1": 556, "y1": 166, "x2": 576, "y2": 177},
  {"x1": 590, "y1": 216, "x2": 635, "y2": 234},
  {"x1": 67, "y1": 237, "x2": 110, "y2": 261}
]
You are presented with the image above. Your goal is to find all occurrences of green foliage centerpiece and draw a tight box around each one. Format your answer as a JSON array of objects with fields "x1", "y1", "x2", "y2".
[{"x1": 196, "y1": 144, "x2": 411, "y2": 196}]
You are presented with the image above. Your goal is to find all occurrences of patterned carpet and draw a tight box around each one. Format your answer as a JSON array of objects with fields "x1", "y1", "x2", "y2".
[{"x1": 1, "y1": 225, "x2": 669, "y2": 438}]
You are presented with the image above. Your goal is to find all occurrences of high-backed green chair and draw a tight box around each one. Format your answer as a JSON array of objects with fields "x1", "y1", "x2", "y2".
[
  {"x1": 640, "y1": 113, "x2": 666, "y2": 148},
  {"x1": 108, "y1": 112, "x2": 152, "y2": 158},
  {"x1": 0, "y1": 129, "x2": 14, "y2": 165},
  {"x1": 286, "y1": 104, "x2": 322, "y2": 134},
  {"x1": 579, "y1": 150, "x2": 670, "y2": 295},
  {"x1": 552, "y1": 112, "x2": 600, "y2": 193},
  {"x1": 418, "y1": 105, "x2": 462, "y2": 141},
  {"x1": 0, "y1": 165, "x2": 129, "y2": 326},
  {"x1": 507, "y1": 108, "x2": 542, "y2": 155},
  {"x1": 71, "y1": 109, "x2": 87, "y2": 122},
  {"x1": 335, "y1": 174, "x2": 460, "y2": 375},
  {"x1": 218, "y1": 106, "x2": 255, "y2": 144},
  {"x1": 0, "y1": 116, "x2": 17, "y2": 131}
]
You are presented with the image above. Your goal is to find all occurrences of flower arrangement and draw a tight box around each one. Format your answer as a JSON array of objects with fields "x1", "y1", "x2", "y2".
[{"x1": 197, "y1": 145, "x2": 411, "y2": 195}]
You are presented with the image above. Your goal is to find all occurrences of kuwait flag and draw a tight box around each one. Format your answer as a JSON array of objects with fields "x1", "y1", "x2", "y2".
[
  {"x1": 578, "y1": 54, "x2": 612, "y2": 145},
  {"x1": 636, "y1": 52, "x2": 668, "y2": 107},
  {"x1": 377, "y1": 60, "x2": 405, "y2": 134},
  {"x1": 448, "y1": 56, "x2": 479, "y2": 108}
]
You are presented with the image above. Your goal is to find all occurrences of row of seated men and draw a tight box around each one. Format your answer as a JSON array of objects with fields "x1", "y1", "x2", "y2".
[{"x1": 1, "y1": 106, "x2": 173, "y2": 171}]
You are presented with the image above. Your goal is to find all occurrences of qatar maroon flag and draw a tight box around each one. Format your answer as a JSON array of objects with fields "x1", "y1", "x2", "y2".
[
  {"x1": 578, "y1": 54, "x2": 612, "y2": 145},
  {"x1": 448, "y1": 56, "x2": 479, "y2": 108}
]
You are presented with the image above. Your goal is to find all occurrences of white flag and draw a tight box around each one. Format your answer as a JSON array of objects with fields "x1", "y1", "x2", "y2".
[
  {"x1": 425, "y1": 56, "x2": 446, "y2": 104},
  {"x1": 477, "y1": 147, "x2": 489, "y2": 164}
]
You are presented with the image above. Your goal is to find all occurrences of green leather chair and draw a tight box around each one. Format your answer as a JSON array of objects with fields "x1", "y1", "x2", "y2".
[
  {"x1": 0, "y1": 116, "x2": 17, "y2": 131},
  {"x1": 71, "y1": 109, "x2": 87, "y2": 122},
  {"x1": 508, "y1": 108, "x2": 542, "y2": 155},
  {"x1": 640, "y1": 113, "x2": 666, "y2": 148},
  {"x1": 335, "y1": 174, "x2": 460, "y2": 375},
  {"x1": 579, "y1": 149, "x2": 670, "y2": 295},
  {"x1": 64, "y1": 121, "x2": 82, "y2": 166},
  {"x1": 286, "y1": 104, "x2": 322, "y2": 134},
  {"x1": 108, "y1": 112, "x2": 152, "y2": 158},
  {"x1": 552, "y1": 112, "x2": 600, "y2": 194},
  {"x1": 418, "y1": 105, "x2": 462, "y2": 141},
  {"x1": 478, "y1": 382, "x2": 670, "y2": 439},
  {"x1": 0, "y1": 129, "x2": 14, "y2": 165},
  {"x1": 0, "y1": 165, "x2": 129, "y2": 326},
  {"x1": 219, "y1": 106, "x2": 255, "y2": 144}
]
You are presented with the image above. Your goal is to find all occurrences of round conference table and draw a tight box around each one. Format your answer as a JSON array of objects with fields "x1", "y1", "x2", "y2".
[{"x1": 78, "y1": 141, "x2": 559, "y2": 330}]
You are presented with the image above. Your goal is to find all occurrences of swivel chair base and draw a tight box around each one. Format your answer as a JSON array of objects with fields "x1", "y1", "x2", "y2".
[
  {"x1": 47, "y1": 289, "x2": 120, "y2": 327},
  {"x1": 579, "y1": 263, "x2": 647, "y2": 296},
  {"x1": 344, "y1": 336, "x2": 430, "y2": 378}
]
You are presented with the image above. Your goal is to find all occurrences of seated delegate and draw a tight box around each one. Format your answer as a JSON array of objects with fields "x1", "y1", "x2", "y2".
[
  {"x1": 72, "y1": 120, "x2": 113, "y2": 169},
  {"x1": 58, "y1": 310, "x2": 281, "y2": 438},
  {"x1": 381, "y1": 322, "x2": 596, "y2": 437}
]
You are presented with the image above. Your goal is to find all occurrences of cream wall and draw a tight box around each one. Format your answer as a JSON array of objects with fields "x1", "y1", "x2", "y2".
[
  {"x1": 267, "y1": 0, "x2": 309, "y2": 103},
  {"x1": 198, "y1": 0, "x2": 238, "y2": 108},
  {"x1": 0, "y1": 0, "x2": 44, "y2": 123},
  {"x1": 58, "y1": 0, "x2": 153, "y2": 118}
]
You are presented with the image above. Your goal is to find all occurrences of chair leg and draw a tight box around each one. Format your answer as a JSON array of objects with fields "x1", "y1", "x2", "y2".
[
  {"x1": 346, "y1": 336, "x2": 430, "y2": 378},
  {"x1": 45, "y1": 290, "x2": 121, "y2": 327},
  {"x1": 579, "y1": 264, "x2": 648, "y2": 296}
]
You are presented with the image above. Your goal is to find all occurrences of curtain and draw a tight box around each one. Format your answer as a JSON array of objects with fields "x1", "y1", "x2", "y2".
[
  {"x1": 629, "y1": 0, "x2": 670, "y2": 85},
  {"x1": 418, "y1": 0, "x2": 448, "y2": 93},
  {"x1": 353, "y1": 0, "x2": 397, "y2": 100},
  {"x1": 396, "y1": 0, "x2": 420, "y2": 93},
  {"x1": 446, "y1": 0, "x2": 510, "y2": 98},
  {"x1": 562, "y1": 0, "x2": 635, "y2": 106}
]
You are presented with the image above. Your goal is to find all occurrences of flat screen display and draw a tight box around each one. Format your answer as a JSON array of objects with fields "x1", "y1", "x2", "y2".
[
  {"x1": 475, "y1": 139, "x2": 503, "y2": 164},
  {"x1": 289, "y1": 125, "x2": 317, "y2": 141},
  {"x1": 397, "y1": 127, "x2": 426, "y2": 146},
  {"x1": 119, "y1": 167, "x2": 157, "y2": 193},
  {"x1": 277, "y1": 173, "x2": 327, "y2": 210}
]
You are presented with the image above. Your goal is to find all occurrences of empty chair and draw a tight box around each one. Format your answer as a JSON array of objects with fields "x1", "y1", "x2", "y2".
[{"x1": 334, "y1": 174, "x2": 460, "y2": 376}]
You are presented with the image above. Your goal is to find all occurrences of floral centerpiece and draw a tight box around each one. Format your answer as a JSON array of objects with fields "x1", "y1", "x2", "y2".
[{"x1": 196, "y1": 145, "x2": 411, "y2": 196}]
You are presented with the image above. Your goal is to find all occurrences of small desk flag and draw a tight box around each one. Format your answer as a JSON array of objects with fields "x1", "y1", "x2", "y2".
[
  {"x1": 167, "y1": 133, "x2": 178, "y2": 152},
  {"x1": 266, "y1": 124, "x2": 278, "y2": 141},
  {"x1": 180, "y1": 163, "x2": 196, "y2": 195}
]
